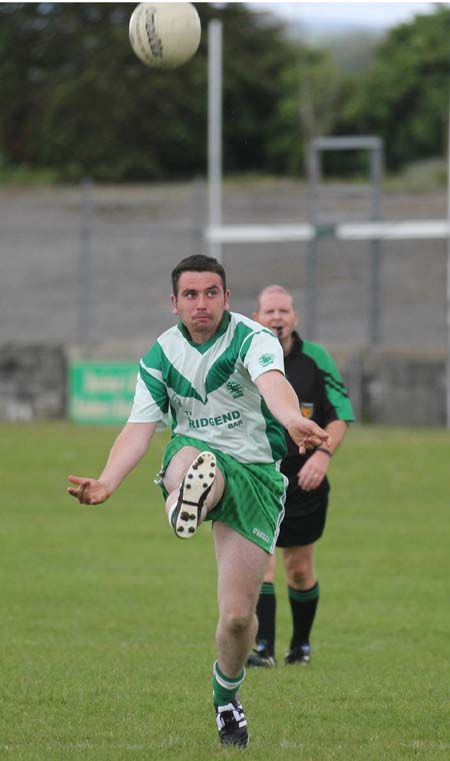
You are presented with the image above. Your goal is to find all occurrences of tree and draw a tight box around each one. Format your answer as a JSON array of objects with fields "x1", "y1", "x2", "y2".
[
  {"x1": 0, "y1": 2, "x2": 306, "y2": 181},
  {"x1": 337, "y1": 5, "x2": 450, "y2": 170}
]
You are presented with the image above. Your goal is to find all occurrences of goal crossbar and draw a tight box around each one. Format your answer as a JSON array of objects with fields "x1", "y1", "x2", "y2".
[{"x1": 206, "y1": 220, "x2": 450, "y2": 244}]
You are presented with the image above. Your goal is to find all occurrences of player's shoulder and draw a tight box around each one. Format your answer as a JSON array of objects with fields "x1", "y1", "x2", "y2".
[
  {"x1": 230, "y1": 311, "x2": 274, "y2": 338},
  {"x1": 157, "y1": 323, "x2": 182, "y2": 345},
  {"x1": 230, "y1": 313, "x2": 280, "y2": 366},
  {"x1": 141, "y1": 324, "x2": 180, "y2": 365}
]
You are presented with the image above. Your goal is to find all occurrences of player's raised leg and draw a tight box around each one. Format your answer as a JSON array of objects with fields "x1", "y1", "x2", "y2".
[
  {"x1": 212, "y1": 522, "x2": 271, "y2": 747},
  {"x1": 163, "y1": 446, "x2": 225, "y2": 539}
]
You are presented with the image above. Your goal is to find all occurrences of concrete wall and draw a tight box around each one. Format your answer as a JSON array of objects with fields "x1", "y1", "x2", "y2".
[
  {"x1": 335, "y1": 348, "x2": 447, "y2": 426},
  {"x1": 0, "y1": 343, "x2": 447, "y2": 427}
]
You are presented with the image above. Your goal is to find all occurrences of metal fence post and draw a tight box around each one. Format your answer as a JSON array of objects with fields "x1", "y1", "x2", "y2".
[
  {"x1": 306, "y1": 144, "x2": 320, "y2": 339},
  {"x1": 368, "y1": 139, "x2": 384, "y2": 344},
  {"x1": 79, "y1": 177, "x2": 94, "y2": 346},
  {"x1": 191, "y1": 175, "x2": 206, "y2": 254}
]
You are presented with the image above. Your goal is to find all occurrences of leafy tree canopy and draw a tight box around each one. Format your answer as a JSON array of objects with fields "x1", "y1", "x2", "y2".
[
  {"x1": 337, "y1": 5, "x2": 450, "y2": 169},
  {"x1": 0, "y1": 2, "x2": 308, "y2": 180}
]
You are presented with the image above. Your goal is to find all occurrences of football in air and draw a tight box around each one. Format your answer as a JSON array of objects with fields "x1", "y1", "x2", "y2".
[{"x1": 129, "y1": 2, "x2": 201, "y2": 69}]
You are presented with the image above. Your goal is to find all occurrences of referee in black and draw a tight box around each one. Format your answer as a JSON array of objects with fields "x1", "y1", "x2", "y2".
[{"x1": 247, "y1": 284, "x2": 355, "y2": 666}]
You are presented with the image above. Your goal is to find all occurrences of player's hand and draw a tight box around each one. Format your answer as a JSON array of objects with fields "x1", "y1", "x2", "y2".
[
  {"x1": 67, "y1": 476, "x2": 110, "y2": 506},
  {"x1": 287, "y1": 418, "x2": 331, "y2": 456},
  {"x1": 298, "y1": 450, "x2": 330, "y2": 491}
]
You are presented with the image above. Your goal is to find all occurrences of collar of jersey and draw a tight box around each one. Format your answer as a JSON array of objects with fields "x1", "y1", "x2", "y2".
[
  {"x1": 177, "y1": 311, "x2": 231, "y2": 353},
  {"x1": 288, "y1": 331, "x2": 304, "y2": 356}
]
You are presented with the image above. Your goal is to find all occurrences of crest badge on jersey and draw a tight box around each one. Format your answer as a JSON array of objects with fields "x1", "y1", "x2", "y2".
[
  {"x1": 226, "y1": 380, "x2": 244, "y2": 399},
  {"x1": 258, "y1": 353, "x2": 276, "y2": 368},
  {"x1": 300, "y1": 402, "x2": 314, "y2": 419}
]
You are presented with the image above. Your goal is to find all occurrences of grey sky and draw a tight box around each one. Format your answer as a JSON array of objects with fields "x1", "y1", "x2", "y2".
[{"x1": 248, "y1": 2, "x2": 443, "y2": 30}]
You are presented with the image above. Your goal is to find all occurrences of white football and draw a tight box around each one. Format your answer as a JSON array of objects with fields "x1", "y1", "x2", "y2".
[{"x1": 129, "y1": 2, "x2": 201, "y2": 69}]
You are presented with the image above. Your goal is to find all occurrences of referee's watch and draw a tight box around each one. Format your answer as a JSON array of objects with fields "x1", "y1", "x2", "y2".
[{"x1": 316, "y1": 446, "x2": 332, "y2": 457}]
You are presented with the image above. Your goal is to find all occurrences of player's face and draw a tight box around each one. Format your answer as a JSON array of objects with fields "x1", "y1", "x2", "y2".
[
  {"x1": 254, "y1": 291, "x2": 298, "y2": 341},
  {"x1": 171, "y1": 271, "x2": 230, "y2": 343}
]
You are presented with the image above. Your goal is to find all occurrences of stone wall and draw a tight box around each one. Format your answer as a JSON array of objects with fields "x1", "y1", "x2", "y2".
[
  {"x1": 360, "y1": 350, "x2": 447, "y2": 426},
  {"x1": 0, "y1": 343, "x2": 447, "y2": 427},
  {"x1": 0, "y1": 344, "x2": 67, "y2": 421}
]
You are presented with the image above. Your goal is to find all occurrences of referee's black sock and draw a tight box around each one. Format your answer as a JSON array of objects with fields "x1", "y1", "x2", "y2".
[
  {"x1": 255, "y1": 582, "x2": 276, "y2": 656},
  {"x1": 288, "y1": 582, "x2": 319, "y2": 648}
]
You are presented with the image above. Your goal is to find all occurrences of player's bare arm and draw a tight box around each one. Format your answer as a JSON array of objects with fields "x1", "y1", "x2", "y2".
[
  {"x1": 298, "y1": 419, "x2": 347, "y2": 491},
  {"x1": 67, "y1": 421, "x2": 157, "y2": 505},
  {"x1": 255, "y1": 370, "x2": 331, "y2": 454}
]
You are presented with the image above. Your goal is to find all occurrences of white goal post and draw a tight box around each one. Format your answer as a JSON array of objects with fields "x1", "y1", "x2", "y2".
[{"x1": 206, "y1": 220, "x2": 450, "y2": 243}]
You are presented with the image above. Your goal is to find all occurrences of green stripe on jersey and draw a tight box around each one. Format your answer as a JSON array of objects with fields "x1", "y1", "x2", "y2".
[
  {"x1": 142, "y1": 342, "x2": 204, "y2": 403},
  {"x1": 205, "y1": 321, "x2": 254, "y2": 395},
  {"x1": 301, "y1": 340, "x2": 355, "y2": 421},
  {"x1": 260, "y1": 396, "x2": 288, "y2": 461},
  {"x1": 139, "y1": 364, "x2": 168, "y2": 414}
]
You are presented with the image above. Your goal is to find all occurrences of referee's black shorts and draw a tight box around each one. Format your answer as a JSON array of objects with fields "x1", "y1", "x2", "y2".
[{"x1": 277, "y1": 459, "x2": 330, "y2": 548}]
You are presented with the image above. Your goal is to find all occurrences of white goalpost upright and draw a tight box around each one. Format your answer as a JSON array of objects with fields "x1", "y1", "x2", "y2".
[
  {"x1": 207, "y1": 19, "x2": 223, "y2": 264},
  {"x1": 206, "y1": 20, "x2": 450, "y2": 428}
]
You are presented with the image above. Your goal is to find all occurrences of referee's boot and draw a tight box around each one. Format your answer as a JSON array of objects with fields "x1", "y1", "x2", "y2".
[
  {"x1": 169, "y1": 451, "x2": 216, "y2": 539},
  {"x1": 284, "y1": 642, "x2": 311, "y2": 665},
  {"x1": 246, "y1": 640, "x2": 276, "y2": 668}
]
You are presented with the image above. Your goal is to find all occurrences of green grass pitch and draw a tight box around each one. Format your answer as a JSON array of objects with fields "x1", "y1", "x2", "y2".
[{"x1": 1, "y1": 422, "x2": 449, "y2": 760}]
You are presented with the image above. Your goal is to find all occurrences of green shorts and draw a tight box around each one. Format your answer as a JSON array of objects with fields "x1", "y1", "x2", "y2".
[{"x1": 161, "y1": 435, "x2": 287, "y2": 554}]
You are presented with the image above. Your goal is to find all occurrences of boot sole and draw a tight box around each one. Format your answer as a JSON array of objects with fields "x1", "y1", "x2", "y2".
[{"x1": 171, "y1": 452, "x2": 216, "y2": 539}]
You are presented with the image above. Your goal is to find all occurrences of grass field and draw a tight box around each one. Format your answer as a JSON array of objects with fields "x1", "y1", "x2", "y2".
[{"x1": 1, "y1": 422, "x2": 449, "y2": 760}]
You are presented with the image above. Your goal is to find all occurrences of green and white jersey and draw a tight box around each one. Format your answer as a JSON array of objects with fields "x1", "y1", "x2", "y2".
[{"x1": 128, "y1": 311, "x2": 287, "y2": 464}]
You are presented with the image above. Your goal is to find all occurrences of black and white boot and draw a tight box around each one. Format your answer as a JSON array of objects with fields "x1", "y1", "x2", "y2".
[
  {"x1": 169, "y1": 451, "x2": 216, "y2": 539},
  {"x1": 214, "y1": 696, "x2": 249, "y2": 748}
]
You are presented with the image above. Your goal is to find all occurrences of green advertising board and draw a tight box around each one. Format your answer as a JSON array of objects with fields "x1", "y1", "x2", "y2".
[{"x1": 69, "y1": 361, "x2": 137, "y2": 425}]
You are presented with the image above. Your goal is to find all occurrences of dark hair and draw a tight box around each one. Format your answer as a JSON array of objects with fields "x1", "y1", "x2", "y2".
[{"x1": 171, "y1": 254, "x2": 226, "y2": 296}]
